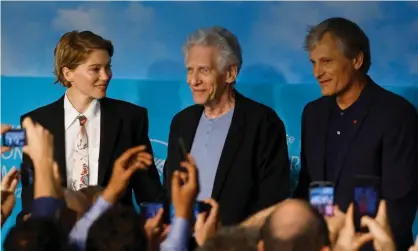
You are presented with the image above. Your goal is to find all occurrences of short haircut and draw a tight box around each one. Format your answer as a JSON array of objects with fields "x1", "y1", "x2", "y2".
[
  {"x1": 85, "y1": 206, "x2": 147, "y2": 251},
  {"x1": 4, "y1": 217, "x2": 64, "y2": 251},
  {"x1": 183, "y1": 26, "x2": 243, "y2": 74},
  {"x1": 304, "y1": 17, "x2": 371, "y2": 73},
  {"x1": 53, "y1": 30, "x2": 113, "y2": 87}
]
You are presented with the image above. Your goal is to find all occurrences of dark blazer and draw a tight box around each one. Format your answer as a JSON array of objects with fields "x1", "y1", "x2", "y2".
[
  {"x1": 19, "y1": 96, "x2": 165, "y2": 216},
  {"x1": 294, "y1": 79, "x2": 418, "y2": 250},
  {"x1": 163, "y1": 90, "x2": 290, "y2": 225}
]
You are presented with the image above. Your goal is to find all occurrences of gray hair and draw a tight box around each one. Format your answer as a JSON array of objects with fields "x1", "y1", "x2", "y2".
[
  {"x1": 304, "y1": 17, "x2": 371, "y2": 74},
  {"x1": 183, "y1": 26, "x2": 243, "y2": 73}
]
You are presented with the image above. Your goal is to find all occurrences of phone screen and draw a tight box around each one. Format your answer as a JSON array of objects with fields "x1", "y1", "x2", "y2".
[
  {"x1": 140, "y1": 203, "x2": 164, "y2": 220},
  {"x1": 353, "y1": 176, "x2": 380, "y2": 231},
  {"x1": 2, "y1": 129, "x2": 26, "y2": 147},
  {"x1": 309, "y1": 183, "x2": 334, "y2": 216}
]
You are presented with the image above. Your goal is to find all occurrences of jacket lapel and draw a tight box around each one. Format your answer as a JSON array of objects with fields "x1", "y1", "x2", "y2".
[
  {"x1": 211, "y1": 91, "x2": 246, "y2": 199},
  {"x1": 97, "y1": 98, "x2": 121, "y2": 185},
  {"x1": 50, "y1": 96, "x2": 67, "y2": 186},
  {"x1": 182, "y1": 106, "x2": 204, "y2": 154},
  {"x1": 311, "y1": 97, "x2": 333, "y2": 181},
  {"x1": 333, "y1": 82, "x2": 375, "y2": 185}
]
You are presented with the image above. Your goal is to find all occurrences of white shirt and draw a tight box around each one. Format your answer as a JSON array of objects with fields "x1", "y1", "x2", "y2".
[{"x1": 64, "y1": 93, "x2": 101, "y2": 187}]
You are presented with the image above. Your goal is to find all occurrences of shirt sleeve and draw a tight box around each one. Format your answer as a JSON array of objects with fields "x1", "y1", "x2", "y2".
[
  {"x1": 160, "y1": 217, "x2": 191, "y2": 251},
  {"x1": 67, "y1": 196, "x2": 113, "y2": 251}
]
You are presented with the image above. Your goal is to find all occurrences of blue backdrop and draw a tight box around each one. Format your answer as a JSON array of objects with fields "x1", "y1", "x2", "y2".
[{"x1": 1, "y1": 76, "x2": 418, "y2": 242}]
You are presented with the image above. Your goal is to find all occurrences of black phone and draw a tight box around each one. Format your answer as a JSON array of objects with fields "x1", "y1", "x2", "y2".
[
  {"x1": 178, "y1": 137, "x2": 188, "y2": 161},
  {"x1": 2, "y1": 129, "x2": 26, "y2": 147},
  {"x1": 194, "y1": 201, "x2": 212, "y2": 215},
  {"x1": 309, "y1": 181, "x2": 335, "y2": 217},
  {"x1": 177, "y1": 137, "x2": 190, "y2": 175},
  {"x1": 353, "y1": 175, "x2": 380, "y2": 231}
]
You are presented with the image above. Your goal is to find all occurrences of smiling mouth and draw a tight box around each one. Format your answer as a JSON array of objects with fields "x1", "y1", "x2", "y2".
[{"x1": 319, "y1": 80, "x2": 332, "y2": 85}]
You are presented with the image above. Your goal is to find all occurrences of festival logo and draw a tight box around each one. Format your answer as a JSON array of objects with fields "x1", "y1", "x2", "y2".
[
  {"x1": 150, "y1": 139, "x2": 168, "y2": 183},
  {"x1": 286, "y1": 134, "x2": 302, "y2": 191}
]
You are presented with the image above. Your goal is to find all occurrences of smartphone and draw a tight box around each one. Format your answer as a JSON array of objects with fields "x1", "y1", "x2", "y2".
[
  {"x1": 178, "y1": 137, "x2": 188, "y2": 161},
  {"x1": 353, "y1": 175, "x2": 380, "y2": 231},
  {"x1": 177, "y1": 137, "x2": 189, "y2": 174},
  {"x1": 309, "y1": 181, "x2": 335, "y2": 217},
  {"x1": 194, "y1": 201, "x2": 212, "y2": 216},
  {"x1": 139, "y1": 202, "x2": 164, "y2": 220},
  {"x1": 2, "y1": 129, "x2": 26, "y2": 147}
]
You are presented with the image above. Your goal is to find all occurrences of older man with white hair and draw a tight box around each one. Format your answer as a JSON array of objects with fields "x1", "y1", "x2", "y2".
[{"x1": 163, "y1": 26, "x2": 290, "y2": 226}]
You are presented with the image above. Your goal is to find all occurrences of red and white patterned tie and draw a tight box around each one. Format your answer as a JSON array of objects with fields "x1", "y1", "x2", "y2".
[{"x1": 70, "y1": 115, "x2": 89, "y2": 191}]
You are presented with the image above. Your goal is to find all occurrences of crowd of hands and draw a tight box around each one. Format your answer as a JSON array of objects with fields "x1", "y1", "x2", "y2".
[{"x1": 1, "y1": 119, "x2": 418, "y2": 251}]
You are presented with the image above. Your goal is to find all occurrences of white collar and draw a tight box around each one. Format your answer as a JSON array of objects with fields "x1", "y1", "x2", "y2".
[{"x1": 64, "y1": 92, "x2": 100, "y2": 130}]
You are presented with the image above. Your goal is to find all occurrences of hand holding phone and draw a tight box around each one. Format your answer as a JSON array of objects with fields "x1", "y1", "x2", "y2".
[{"x1": 2, "y1": 129, "x2": 26, "y2": 147}]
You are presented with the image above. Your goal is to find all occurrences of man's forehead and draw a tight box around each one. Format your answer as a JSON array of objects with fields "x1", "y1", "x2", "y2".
[
  {"x1": 185, "y1": 46, "x2": 219, "y2": 66},
  {"x1": 314, "y1": 33, "x2": 343, "y2": 51},
  {"x1": 187, "y1": 44, "x2": 220, "y2": 55}
]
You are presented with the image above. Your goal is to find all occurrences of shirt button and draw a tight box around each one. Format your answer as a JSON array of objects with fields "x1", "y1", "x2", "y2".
[
  {"x1": 337, "y1": 131, "x2": 341, "y2": 135},
  {"x1": 340, "y1": 112, "x2": 344, "y2": 116}
]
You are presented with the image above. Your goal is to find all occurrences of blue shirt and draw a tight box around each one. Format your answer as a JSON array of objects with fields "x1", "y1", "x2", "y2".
[
  {"x1": 68, "y1": 196, "x2": 113, "y2": 251},
  {"x1": 190, "y1": 108, "x2": 234, "y2": 200},
  {"x1": 160, "y1": 217, "x2": 190, "y2": 251}
]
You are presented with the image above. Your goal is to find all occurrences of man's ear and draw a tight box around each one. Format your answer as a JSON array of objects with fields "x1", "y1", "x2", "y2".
[
  {"x1": 225, "y1": 64, "x2": 238, "y2": 84},
  {"x1": 352, "y1": 51, "x2": 364, "y2": 71}
]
